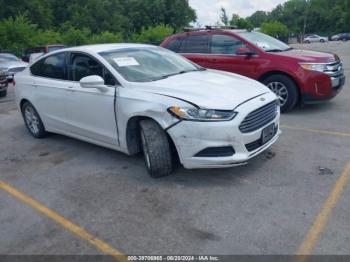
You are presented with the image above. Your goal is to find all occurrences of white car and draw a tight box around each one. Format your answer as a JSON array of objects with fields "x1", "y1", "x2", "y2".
[
  {"x1": 14, "y1": 44, "x2": 280, "y2": 177},
  {"x1": 0, "y1": 53, "x2": 28, "y2": 81},
  {"x1": 304, "y1": 34, "x2": 328, "y2": 43}
]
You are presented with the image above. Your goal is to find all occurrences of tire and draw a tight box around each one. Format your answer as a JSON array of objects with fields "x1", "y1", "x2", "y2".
[
  {"x1": 262, "y1": 74, "x2": 299, "y2": 113},
  {"x1": 0, "y1": 90, "x2": 7, "y2": 97},
  {"x1": 320, "y1": 39, "x2": 325, "y2": 43},
  {"x1": 21, "y1": 102, "x2": 48, "y2": 138},
  {"x1": 305, "y1": 40, "x2": 310, "y2": 44},
  {"x1": 140, "y1": 119, "x2": 173, "y2": 178}
]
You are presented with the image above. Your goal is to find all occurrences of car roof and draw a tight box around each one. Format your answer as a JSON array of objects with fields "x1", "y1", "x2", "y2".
[
  {"x1": 58, "y1": 43, "x2": 156, "y2": 54},
  {"x1": 171, "y1": 29, "x2": 249, "y2": 38}
]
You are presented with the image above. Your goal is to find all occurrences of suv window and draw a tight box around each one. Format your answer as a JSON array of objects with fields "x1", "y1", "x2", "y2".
[
  {"x1": 68, "y1": 53, "x2": 116, "y2": 86},
  {"x1": 180, "y1": 35, "x2": 209, "y2": 53},
  {"x1": 30, "y1": 52, "x2": 66, "y2": 80},
  {"x1": 211, "y1": 34, "x2": 247, "y2": 55},
  {"x1": 165, "y1": 38, "x2": 183, "y2": 52}
]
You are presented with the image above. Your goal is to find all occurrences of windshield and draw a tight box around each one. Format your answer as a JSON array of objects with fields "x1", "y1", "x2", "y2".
[
  {"x1": 237, "y1": 31, "x2": 291, "y2": 52},
  {"x1": 100, "y1": 47, "x2": 202, "y2": 82},
  {"x1": 0, "y1": 54, "x2": 20, "y2": 62}
]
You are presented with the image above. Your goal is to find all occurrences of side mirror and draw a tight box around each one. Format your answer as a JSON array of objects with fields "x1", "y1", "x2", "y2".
[
  {"x1": 236, "y1": 47, "x2": 255, "y2": 56},
  {"x1": 80, "y1": 75, "x2": 108, "y2": 92}
]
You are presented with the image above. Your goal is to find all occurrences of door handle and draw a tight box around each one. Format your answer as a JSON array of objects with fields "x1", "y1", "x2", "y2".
[
  {"x1": 210, "y1": 58, "x2": 220, "y2": 63},
  {"x1": 32, "y1": 82, "x2": 38, "y2": 88}
]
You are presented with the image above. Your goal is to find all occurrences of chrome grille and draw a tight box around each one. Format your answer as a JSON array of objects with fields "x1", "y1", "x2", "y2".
[
  {"x1": 324, "y1": 61, "x2": 343, "y2": 77},
  {"x1": 239, "y1": 101, "x2": 278, "y2": 133}
]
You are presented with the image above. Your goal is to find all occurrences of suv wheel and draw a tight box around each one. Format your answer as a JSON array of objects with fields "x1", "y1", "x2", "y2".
[
  {"x1": 21, "y1": 102, "x2": 48, "y2": 138},
  {"x1": 0, "y1": 90, "x2": 7, "y2": 97},
  {"x1": 263, "y1": 74, "x2": 298, "y2": 113},
  {"x1": 140, "y1": 119, "x2": 173, "y2": 178}
]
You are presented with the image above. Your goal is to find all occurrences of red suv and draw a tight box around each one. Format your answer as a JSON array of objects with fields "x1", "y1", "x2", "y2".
[
  {"x1": 161, "y1": 28, "x2": 345, "y2": 112},
  {"x1": 22, "y1": 44, "x2": 65, "y2": 63}
]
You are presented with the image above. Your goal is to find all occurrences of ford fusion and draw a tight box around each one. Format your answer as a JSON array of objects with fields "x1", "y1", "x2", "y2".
[{"x1": 14, "y1": 44, "x2": 280, "y2": 177}]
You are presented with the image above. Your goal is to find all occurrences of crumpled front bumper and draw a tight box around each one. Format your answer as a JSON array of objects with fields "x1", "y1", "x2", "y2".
[{"x1": 167, "y1": 93, "x2": 281, "y2": 169}]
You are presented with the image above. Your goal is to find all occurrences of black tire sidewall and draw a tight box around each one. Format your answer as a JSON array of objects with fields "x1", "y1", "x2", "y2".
[
  {"x1": 263, "y1": 75, "x2": 299, "y2": 113},
  {"x1": 140, "y1": 119, "x2": 173, "y2": 178}
]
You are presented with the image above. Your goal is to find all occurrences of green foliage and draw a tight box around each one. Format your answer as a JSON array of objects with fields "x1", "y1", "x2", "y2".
[
  {"x1": 89, "y1": 32, "x2": 124, "y2": 44},
  {"x1": 247, "y1": 0, "x2": 350, "y2": 35},
  {"x1": 0, "y1": 15, "x2": 38, "y2": 52},
  {"x1": 0, "y1": 0, "x2": 196, "y2": 52},
  {"x1": 247, "y1": 11, "x2": 269, "y2": 28},
  {"x1": 131, "y1": 25, "x2": 174, "y2": 45},
  {"x1": 228, "y1": 14, "x2": 253, "y2": 30},
  {"x1": 60, "y1": 27, "x2": 92, "y2": 46},
  {"x1": 36, "y1": 30, "x2": 62, "y2": 45},
  {"x1": 261, "y1": 21, "x2": 289, "y2": 39},
  {"x1": 236, "y1": 18, "x2": 254, "y2": 30}
]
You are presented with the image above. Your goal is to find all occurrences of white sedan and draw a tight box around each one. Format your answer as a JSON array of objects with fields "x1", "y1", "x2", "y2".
[
  {"x1": 304, "y1": 34, "x2": 328, "y2": 43},
  {"x1": 14, "y1": 44, "x2": 280, "y2": 177}
]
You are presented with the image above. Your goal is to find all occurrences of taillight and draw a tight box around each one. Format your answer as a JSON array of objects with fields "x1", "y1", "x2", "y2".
[{"x1": 13, "y1": 79, "x2": 16, "y2": 87}]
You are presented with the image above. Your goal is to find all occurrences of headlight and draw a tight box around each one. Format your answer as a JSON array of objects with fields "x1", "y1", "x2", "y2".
[
  {"x1": 168, "y1": 106, "x2": 237, "y2": 121},
  {"x1": 299, "y1": 63, "x2": 327, "y2": 72}
]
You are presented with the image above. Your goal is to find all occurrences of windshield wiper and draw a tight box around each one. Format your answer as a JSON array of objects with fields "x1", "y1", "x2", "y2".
[
  {"x1": 265, "y1": 49, "x2": 284, "y2": 53},
  {"x1": 266, "y1": 47, "x2": 293, "y2": 52},
  {"x1": 156, "y1": 69, "x2": 204, "y2": 80}
]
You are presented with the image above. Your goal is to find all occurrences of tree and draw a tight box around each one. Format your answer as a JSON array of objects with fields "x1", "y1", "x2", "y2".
[
  {"x1": 0, "y1": 15, "x2": 38, "y2": 52},
  {"x1": 220, "y1": 7, "x2": 229, "y2": 25},
  {"x1": 131, "y1": 25, "x2": 173, "y2": 44},
  {"x1": 229, "y1": 14, "x2": 240, "y2": 27},
  {"x1": 260, "y1": 21, "x2": 289, "y2": 40},
  {"x1": 247, "y1": 11, "x2": 268, "y2": 27}
]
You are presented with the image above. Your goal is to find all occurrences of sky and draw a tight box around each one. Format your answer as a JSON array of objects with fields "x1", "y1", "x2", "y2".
[{"x1": 189, "y1": 0, "x2": 289, "y2": 26}]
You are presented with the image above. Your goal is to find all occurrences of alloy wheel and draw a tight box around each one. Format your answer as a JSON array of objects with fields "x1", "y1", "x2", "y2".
[
  {"x1": 267, "y1": 81, "x2": 289, "y2": 107},
  {"x1": 24, "y1": 106, "x2": 40, "y2": 134}
]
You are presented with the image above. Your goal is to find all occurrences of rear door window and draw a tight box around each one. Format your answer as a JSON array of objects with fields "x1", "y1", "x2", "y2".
[
  {"x1": 165, "y1": 38, "x2": 183, "y2": 52},
  {"x1": 30, "y1": 52, "x2": 67, "y2": 80},
  {"x1": 180, "y1": 35, "x2": 210, "y2": 54},
  {"x1": 211, "y1": 34, "x2": 247, "y2": 55}
]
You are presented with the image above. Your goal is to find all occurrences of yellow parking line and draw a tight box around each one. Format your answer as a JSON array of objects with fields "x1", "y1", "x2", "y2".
[
  {"x1": 282, "y1": 125, "x2": 350, "y2": 138},
  {"x1": 0, "y1": 180, "x2": 128, "y2": 262},
  {"x1": 296, "y1": 161, "x2": 350, "y2": 262}
]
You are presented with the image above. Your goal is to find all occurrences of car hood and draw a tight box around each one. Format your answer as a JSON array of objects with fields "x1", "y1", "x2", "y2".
[
  {"x1": 273, "y1": 49, "x2": 337, "y2": 63},
  {"x1": 133, "y1": 69, "x2": 272, "y2": 110},
  {"x1": 0, "y1": 61, "x2": 28, "y2": 70}
]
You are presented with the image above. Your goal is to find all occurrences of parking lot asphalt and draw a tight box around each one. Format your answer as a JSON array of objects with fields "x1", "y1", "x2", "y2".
[{"x1": 1, "y1": 42, "x2": 350, "y2": 258}]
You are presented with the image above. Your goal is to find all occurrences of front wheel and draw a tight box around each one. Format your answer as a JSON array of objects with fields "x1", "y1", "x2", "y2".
[
  {"x1": 263, "y1": 74, "x2": 299, "y2": 113},
  {"x1": 320, "y1": 39, "x2": 325, "y2": 43},
  {"x1": 140, "y1": 119, "x2": 173, "y2": 178}
]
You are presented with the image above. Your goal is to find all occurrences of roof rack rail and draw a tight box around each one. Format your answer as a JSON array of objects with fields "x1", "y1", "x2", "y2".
[{"x1": 183, "y1": 25, "x2": 237, "y2": 32}]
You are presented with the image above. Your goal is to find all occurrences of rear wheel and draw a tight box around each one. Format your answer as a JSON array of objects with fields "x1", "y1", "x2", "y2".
[
  {"x1": 320, "y1": 39, "x2": 325, "y2": 43},
  {"x1": 21, "y1": 102, "x2": 48, "y2": 138},
  {"x1": 140, "y1": 119, "x2": 173, "y2": 178},
  {"x1": 305, "y1": 40, "x2": 310, "y2": 44},
  {"x1": 0, "y1": 90, "x2": 7, "y2": 97},
  {"x1": 263, "y1": 74, "x2": 299, "y2": 113}
]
